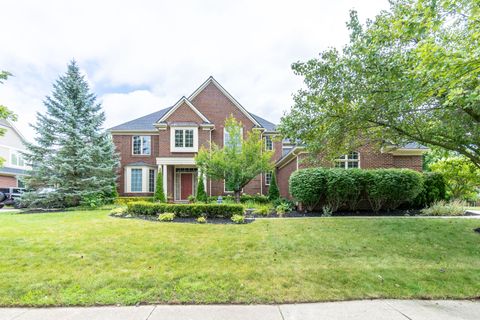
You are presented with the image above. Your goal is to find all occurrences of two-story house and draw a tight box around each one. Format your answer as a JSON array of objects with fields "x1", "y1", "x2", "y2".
[
  {"x1": 109, "y1": 77, "x2": 427, "y2": 201},
  {"x1": 0, "y1": 119, "x2": 28, "y2": 188}
]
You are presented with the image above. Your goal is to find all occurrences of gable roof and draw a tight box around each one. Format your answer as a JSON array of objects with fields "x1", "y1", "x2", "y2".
[
  {"x1": 109, "y1": 77, "x2": 278, "y2": 132},
  {"x1": 157, "y1": 96, "x2": 210, "y2": 123},
  {"x1": 109, "y1": 107, "x2": 172, "y2": 131},
  {"x1": 189, "y1": 76, "x2": 262, "y2": 127},
  {"x1": 0, "y1": 119, "x2": 27, "y2": 143}
]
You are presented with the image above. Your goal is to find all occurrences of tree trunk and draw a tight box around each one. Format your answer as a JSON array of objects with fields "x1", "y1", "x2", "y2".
[{"x1": 234, "y1": 190, "x2": 241, "y2": 203}]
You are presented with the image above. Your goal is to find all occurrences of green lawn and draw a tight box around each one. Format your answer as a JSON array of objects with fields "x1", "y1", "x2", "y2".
[{"x1": 0, "y1": 210, "x2": 479, "y2": 306}]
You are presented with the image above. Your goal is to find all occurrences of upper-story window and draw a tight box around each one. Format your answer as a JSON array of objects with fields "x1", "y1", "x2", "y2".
[
  {"x1": 10, "y1": 151, "x2": 25, "y2": 167},
  {"x1": 335, "y1": 152, "x2": 360, "y2": 169},
  {"x1": 132, "y1": 136, "x2": 151, "y2": 155},
  {"x1": 171, "y1": 127, "x2": 198, "y2": 152},
  {"x1": 265, "y1": 135, "x2": 273, "y2": 151},
  {"x1": 224, "y1": 127, "x2": 243, "y2": 149}
]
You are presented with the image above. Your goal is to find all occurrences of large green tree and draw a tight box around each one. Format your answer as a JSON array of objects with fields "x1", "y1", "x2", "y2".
[
  {"x1": 0, "y1": 71, "x2": 16, "y2": 167},
  {"x1": 195, "y1": 115, "x2": 274, "y2": 203},
  {"x1": 430, "y1": 156, "x2": 480, "y2": 200},
  {"x1": 22, "y1": 61, "x2": 119, "y2": 207},
  {"x1": 279, "y1": 0, "x2": 480, "y2": 167}
]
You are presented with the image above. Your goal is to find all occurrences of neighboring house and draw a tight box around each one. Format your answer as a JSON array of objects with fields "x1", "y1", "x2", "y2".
[
  {"x1": 0, "y1": 119, "x2": 28, "y2": 188},
  {"x1": 109, "y1": 77, "x2": 427, "y2": 201}
]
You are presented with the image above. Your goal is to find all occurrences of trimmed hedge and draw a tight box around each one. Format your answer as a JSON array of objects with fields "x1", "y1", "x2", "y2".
[
  {"x1": 127, "y1": 202, "x2": 244, "y2": 218},
  {"x1": 206, "y1": 193, "x2": 269, "y2": 204},
  {"x1": 115, "y1": 197, "x2": 154, "y2": 205},
  {"x1": 411, "y1": 172, "x2": 446, "y2": 208},
  {"x1": 289, "y1": 168, "x2": 423, "y2": 212}
]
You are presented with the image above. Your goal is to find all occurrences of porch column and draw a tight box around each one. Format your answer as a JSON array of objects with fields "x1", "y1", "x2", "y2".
[{"x1": 163, "y1": 164, "x2": 168, "y2": 199}]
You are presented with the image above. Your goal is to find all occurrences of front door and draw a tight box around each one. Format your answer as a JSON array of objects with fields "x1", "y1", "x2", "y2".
[{"x1": 180, "y1": 173, "x2": 193, "y2": 200}]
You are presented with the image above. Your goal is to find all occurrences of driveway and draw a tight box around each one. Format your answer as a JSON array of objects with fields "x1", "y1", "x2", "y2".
[{"x1": 1, "y1": 300, "x2": 479, "y2": 320}]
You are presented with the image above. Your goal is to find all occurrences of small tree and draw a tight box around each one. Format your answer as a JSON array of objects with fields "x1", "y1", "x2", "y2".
[
  {"x1": 154, "y1": 170, "x2": 166, "y2": 202},
  {"x1": 196, "y1": 173, "x2": 207, "y2": 202},
  {"x1": 268, "y1": 171, "x2": 280, "y2": 201},
  {"x1": 430, "y1": 157, "x2": 480, "y2": 200},
  {"x1": 195, "y1": 115, "x2": 274, "y2": 203}
]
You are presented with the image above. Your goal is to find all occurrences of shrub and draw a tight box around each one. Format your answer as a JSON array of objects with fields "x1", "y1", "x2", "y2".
[
  {"x1": 197, "y1": 216, "x2": 207, "y2": 224},
  {"x1": 272, "y1": 198, "x2": 295, "y2": 211},
  {"x1": 268, "y1": 172, "x2": 280, "y2": 201},
  {"x1": 275, "y1": 203, "x2": 290, "y2": 216},
  {"x1": 289, "y1": 168, "x2": 328, "y2": 210},
  {"x1": 154, "y1": 171, "x2": 166, "y2": 202},
  {"x1": 421, "y1": 200, "x2": 466, "y2": 216},
  {"x1": 127, "y1": 202, "x2": 244, "y2": 218},
  {"x1": 110, "y1": 207, "x2": 126, "y2": 217},
  {"x1": 115, "y1": 197, "x2": 154, "y2": 206},
  {"x1": 254, "y1": 206, "x2": 270, "y2": 216},
  {"x1": 196, "y1": 174, "x2": 208, "y2": 202},
  {"x1": 411, "y1": 172, "x2": 447, "y2": 208},
  {"x1": 158, "y1": 212, "x2": 175, "y2": 222},
  {"x1": 365, "y1": 169, "x2": 423, "y2": 211},
  {"x1": 290, "y1": 168, "x2": 423, "y2": 212},
  {"x1": 231, "y1": 214, "x2": 246, "y2": 224},
  {"x1": 187, "y1": 195, "x2": 196, "y2": 203}
]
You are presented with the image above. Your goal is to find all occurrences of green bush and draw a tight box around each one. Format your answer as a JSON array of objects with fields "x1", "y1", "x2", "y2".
[
  {"x1": 158, "y1": 212, "x2": 175, "y2": 222},
  {"x1": 421, "y1": 200, "x2": 465, "y2": 216},
  {"x1": 110, "y1": 207, "x2": 126, "y2": 217},
  {"x1": 197, "y1": 216, "x2": 207, "y2": 224},
  {"x1": 289, "y1": 168, "x2": 328, "y2": 210},
  {"x1": 275, "y1": 203, "x2": 290, "y2": 216},
  {"x1": 365, "y1": 169, "x2": 423, "y2": 211},
  {"x1": 231, "y1": 214, "x2": 246, "y2": 224},
  {"x1": 268, "y1": 172, "x2": 280, "y2": 201},
  {"x1": 196, "y1": 174, "x2": 208, "y2": 202},
  {"x1": 206, "y1": 194, "x2": 269, "y2": 204},
  {"x1": 289, "y1": 168, "x2": 423, "y2": 212},
  {"x1": 411, "y1": 172, "x2": 447, "y2": 208},
  {"x1": 127, "y1": 202, "x2": 244, "y2": 218},
  {"x1": 115, "y1": 197, "x2": 154, "y2": 206},
  {"x1": 254, "y1": 205, "x2": 270, "y2": 216},
  {"x1": 154, "y1": 171, "x2": 166, "y2": 202}
]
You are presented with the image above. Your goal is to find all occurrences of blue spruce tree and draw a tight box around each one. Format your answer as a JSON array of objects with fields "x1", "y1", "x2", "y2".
[{"x1": 22, "y1": 61, "x2": 119, "y2": 208}]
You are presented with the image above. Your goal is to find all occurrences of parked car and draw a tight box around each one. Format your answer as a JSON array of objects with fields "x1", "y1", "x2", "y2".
[{"x1": 0, "y1": 187, "x2": 25, "y2": 209}]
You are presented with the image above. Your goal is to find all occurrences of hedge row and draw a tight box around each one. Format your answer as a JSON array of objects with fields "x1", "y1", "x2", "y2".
[
  {"x1": 289, "y1": 168, "x2": 424, "y2": 212},
  {"x1": 127, "y1": 201, "x2": 244, "y2": 218},
  {"x1": 115, "y1": 197, "x2": 154, "y2": 205},
  {"x1": 206, "y1": 193, "x2": 270, "y2": 203}
]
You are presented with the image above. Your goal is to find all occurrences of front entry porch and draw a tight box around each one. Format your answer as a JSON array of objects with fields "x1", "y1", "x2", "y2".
[{"x1": 157, "y1": 157, "x2": 205, "y2": 203}]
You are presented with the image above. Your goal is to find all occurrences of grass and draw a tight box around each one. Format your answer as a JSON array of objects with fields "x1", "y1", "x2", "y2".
[{"x1": 0, "y1": 209, "x2": 479, "y2": 306}]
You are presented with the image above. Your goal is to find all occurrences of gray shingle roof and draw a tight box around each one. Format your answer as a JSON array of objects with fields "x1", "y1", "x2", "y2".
[
  {"x1": 109, "y1": 107, "x2": 172, "y2": 131},
  {"x1": 109, "y1": 107, "x2": 278, "y2": 132},
  {"x1": 401, "y1": 142, "x2": 428, "y2": 149}
]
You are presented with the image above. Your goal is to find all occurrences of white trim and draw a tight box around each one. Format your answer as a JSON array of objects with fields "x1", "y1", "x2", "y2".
[
  {"x1": 170, "y1": 127, "x2": 199, "y2": 152},
  {"x1": 109, "y1": 130, "x2": 158, "y2": 134},
  {"x1": 188, "y1": 77, "x2": 261, "y2": 127},
  {"x1": 264, "y1": 135, "x2": 274, "y2": 151},
  {"x1": 124, "y1": 166, "x2": 156, "y2": 193},
  {"x1": 265, "y1": 171, "x2": 273, "y2": 186},
  {"x1": 156, "y1": 157, "x2": 196, "y2": 165},
  {"x1": 131, "y1": 135, "x2": 152, "y2": 156},
  {"x1": 335, "y1": 152, "x2": 361, "y2": 169},
  {"x1": 158, "y1": 97, "x2": 210, "y2": 123},
  {"x1": 1, "y1": 120, "x2": 28, "y2": 143}
]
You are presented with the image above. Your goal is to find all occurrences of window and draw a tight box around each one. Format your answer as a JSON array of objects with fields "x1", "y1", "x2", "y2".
[
  {"x1": 265, "y1": 136, "x2": 273, "y2": 151},
  {"x1": 10, "y1": 152, "x2": 25, "y2": 167},
  {"x1": 171, "y1": 127, "x2": 198, "y2": 152},
  {"x1": 335, "y1": 152, "x2": 360, "y2": 169},
  {"x1": 148, "y1": 169, "x2": 155, "y2": 193},
  {"x1": 224, "y1": 127, "x2": 243, "y2": 149},
  {"x1": 131, "y1": 169, "x2": 143, "y2": 192},
  {"x1": 265, "y1": 171, "x2": 273, "y2": 185},
  {"x1": 132, "y1": 136, "x2": 151, "y2": 155}
]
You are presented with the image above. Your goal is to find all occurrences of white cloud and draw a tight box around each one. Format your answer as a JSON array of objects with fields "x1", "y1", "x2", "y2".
[{"x1": 0, "y1": 0, "x2": 390, "y2": 141}]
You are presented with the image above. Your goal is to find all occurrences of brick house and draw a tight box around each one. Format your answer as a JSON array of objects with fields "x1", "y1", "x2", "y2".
[{"x1": 109, "y1": 77, "x2": 427, "y2": 201}]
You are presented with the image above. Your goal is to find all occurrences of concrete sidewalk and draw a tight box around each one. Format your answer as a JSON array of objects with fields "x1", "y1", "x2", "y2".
[{"x1": 1, "y1": 300, "x2": 479, "y2": 320}]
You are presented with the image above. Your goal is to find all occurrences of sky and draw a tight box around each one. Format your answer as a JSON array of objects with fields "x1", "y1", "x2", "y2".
[{"x1": 1, "y1": 0, "x2": 390, "y2": 141}]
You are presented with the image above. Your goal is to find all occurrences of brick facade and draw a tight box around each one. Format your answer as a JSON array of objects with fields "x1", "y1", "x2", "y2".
[{"x1": 110, "y1": 77, "x2": 426, "y2": 200}]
